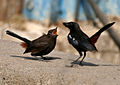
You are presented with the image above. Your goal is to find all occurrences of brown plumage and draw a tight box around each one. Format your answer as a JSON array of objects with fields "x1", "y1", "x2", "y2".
[
  {"x1": 20, "y1": 42, "x2": 27, "y2": 48},
  {"x1": 6, "y1": 27, "x2": 58, "y2": 59}
]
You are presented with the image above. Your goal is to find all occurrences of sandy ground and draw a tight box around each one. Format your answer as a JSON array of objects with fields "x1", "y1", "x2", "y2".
[{"x1": 0, "y1": 39, "x2": 120, "y2": 85}]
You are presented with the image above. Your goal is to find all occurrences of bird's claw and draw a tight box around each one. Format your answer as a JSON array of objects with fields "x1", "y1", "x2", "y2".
[
  {"x1": 79, "y1": 62, "x2": 83, "y2": 66},
  {"x1": 41, "y1": 57, "x2": 47, "y2": 60},
  {"x1": 70, "y1": 64, "x2": 74, "y2": 67}
]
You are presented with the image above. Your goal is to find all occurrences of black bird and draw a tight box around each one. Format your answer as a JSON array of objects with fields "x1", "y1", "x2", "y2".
[
  {"x1": 63, "y1": 22, "x2": 115, "y2": 65},
  {"x1": 6, "y1": 27, "x2": 58, "y2": 59}
]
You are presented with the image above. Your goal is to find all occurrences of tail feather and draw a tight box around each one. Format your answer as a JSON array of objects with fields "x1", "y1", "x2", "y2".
[
  {"x1": 90, "y1": 22, "x2": 115, "y2": 45},
  {"x1": 20, "y1": 42, "x2": 27, "y2": 48},
  {"x1": 6, "y1": 30, "x2": 31, "y2": 44}
]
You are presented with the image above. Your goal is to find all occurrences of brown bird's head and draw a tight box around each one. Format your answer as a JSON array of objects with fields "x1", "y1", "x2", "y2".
[{"x1": 48, "y1": 27, "x2": 58, "y2": 37}]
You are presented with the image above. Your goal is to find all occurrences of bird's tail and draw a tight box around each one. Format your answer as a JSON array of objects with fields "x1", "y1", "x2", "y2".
[
  {"x1": 90, "y1": 22, "x2": 115, "y2": 45},
  {"x1": 6, "y1": 30, "x2": 31, "y2": 48}
]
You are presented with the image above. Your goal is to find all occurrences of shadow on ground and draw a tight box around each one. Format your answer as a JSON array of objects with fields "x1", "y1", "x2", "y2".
[
  {"x1": 69, "y1": 61, "x2": 120, "y2": 67},
  {"x1": 10, "y1": 55, "x2": 120, "y2": 67},
  {"x1": 11, "y1": 55, "x2": 61, "y2": 61},
  {"x1": 71, "y1": 61, "x2": 99, "y2": 66}
]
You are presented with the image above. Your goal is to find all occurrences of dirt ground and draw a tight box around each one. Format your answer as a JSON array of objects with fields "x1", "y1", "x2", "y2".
[{"x1": 0, "y1": 39, "x2": 120, "y2": 85}]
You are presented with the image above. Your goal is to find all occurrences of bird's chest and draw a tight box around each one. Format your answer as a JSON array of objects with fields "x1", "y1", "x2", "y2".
[{"x1": 47, "y1": 38, "x2": 56, "y2": 51}]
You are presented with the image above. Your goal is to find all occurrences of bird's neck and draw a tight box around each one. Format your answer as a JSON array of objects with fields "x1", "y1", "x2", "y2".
[{"x1": 69, "y1": 30, "x2": 77, "y2": 35}]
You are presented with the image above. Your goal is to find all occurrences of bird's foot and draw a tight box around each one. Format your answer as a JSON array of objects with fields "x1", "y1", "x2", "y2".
[
  {"x1": 69, "y1": 64, "x2": 74, "y2": 67},
  {"x1": 70, "y1": 61, "x2": 79, "y2": 67},
  {"x1": 71, "y1": 60, "x2": 78, "y2": 64},
  {"x1": 41, "y1": 57, "x2": 47, "y2": 60},
  {"x1": 79, "y1": 62, "x2": 84, "y2": 66},
  {"x1": 33, "y1": 56, "x2": 40, "y2": 60}
]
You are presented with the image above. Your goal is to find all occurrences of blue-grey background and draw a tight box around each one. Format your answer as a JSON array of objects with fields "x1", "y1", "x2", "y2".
[{"x1": 23, "y1": 0, "x2": 120, "y2": 22}]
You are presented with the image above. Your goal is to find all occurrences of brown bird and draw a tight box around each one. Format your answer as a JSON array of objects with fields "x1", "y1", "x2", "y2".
[{"x1": 6, "y1": 27, "x2": 58, "y2": 59}]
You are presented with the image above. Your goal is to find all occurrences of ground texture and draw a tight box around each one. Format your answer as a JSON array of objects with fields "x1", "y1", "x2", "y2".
[{"x1": 0, "y1": 39, "x2": 120, "y2": 85}]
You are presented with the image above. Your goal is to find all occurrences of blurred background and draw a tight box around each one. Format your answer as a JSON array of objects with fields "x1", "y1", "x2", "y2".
[{"x1": 0, "y1": 0, "x2": 120, "y2": 64}]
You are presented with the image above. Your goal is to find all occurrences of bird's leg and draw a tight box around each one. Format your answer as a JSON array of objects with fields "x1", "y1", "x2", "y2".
[
  {"x1": 79, "y1": 51, "x2": 86, "y2": 66},
  {"x1": 41, "y1": 55, "x2": 46, "y2": 60},
  {"x1": 33, "y1": 56, "x2": 38, "y2": 58},
  {"x1": 74, "y1": 52, "x2": 82, "y2": 62},
  {"x1": 33, "y1": 56, "x2": 43, "y2": 60},
  {"x1": 70, "y1": 52, "x2": 82, "y2": 67}
]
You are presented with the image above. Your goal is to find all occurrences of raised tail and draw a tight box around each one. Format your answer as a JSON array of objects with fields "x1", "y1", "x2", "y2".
[
  {"x1": 90, "y1": 22, "x2": 115, "y2": 45},
  {"x1": 6, "y1": 30, "x2": 31, "y2": 48}
]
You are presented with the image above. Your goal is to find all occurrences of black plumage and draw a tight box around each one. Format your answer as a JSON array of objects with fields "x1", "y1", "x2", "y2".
[{"x1": 63, "y1": 22, "x2": 115, "y2": 65}]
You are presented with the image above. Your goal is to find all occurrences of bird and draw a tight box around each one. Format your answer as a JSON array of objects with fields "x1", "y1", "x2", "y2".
[
  {"x1": 63, "y1": 22, "x2": 115, "y2": 65},
  {"x1": 6, "y1": 27, "x2": 58, "y2": 60}
]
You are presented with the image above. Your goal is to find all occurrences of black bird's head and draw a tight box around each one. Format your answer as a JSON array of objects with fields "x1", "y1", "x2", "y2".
[
  {"x1": 48, "y1": 27, "x2": 58, "y2": 37},
  {"x1": 63, "y1": 22, "x2": 80, "y2": 31}
]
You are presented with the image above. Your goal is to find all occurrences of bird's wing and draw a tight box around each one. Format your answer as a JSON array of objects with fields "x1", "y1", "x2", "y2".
[
  {"x1": 24, "y1": 41, "x2": 49, "y2": 53},
  {"x1": 68, "y1": 33, "x2": 96, "y2": 51},
  {"x1": 24, "y1": 35, "x2": 50, "y2": 53},
  {"x1": 68, "y1": 34, "x2": 79, "y2": 46},
  {"x1": 78, "y1": 35, "x2": 97, "y2": 51},
  {"x1": 31, "y1": 35, "x2": 50, "y2": 50}
]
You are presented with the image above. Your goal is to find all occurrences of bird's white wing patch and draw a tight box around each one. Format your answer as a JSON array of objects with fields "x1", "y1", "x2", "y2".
[
  {"x1": 68, "y1": 34, "x2": 72, "y2": 39},
  {"x1": 68, "y1": 34, "x2": 78, "y2": 46}
]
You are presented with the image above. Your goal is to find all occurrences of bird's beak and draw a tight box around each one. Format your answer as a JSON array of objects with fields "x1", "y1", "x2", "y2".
[
  {"x1": 53, "y1": 27, "x2": 58, "y2": 35},
  {"x1": 63, "y1": 22, "x2": 69, "y2": 27}
]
